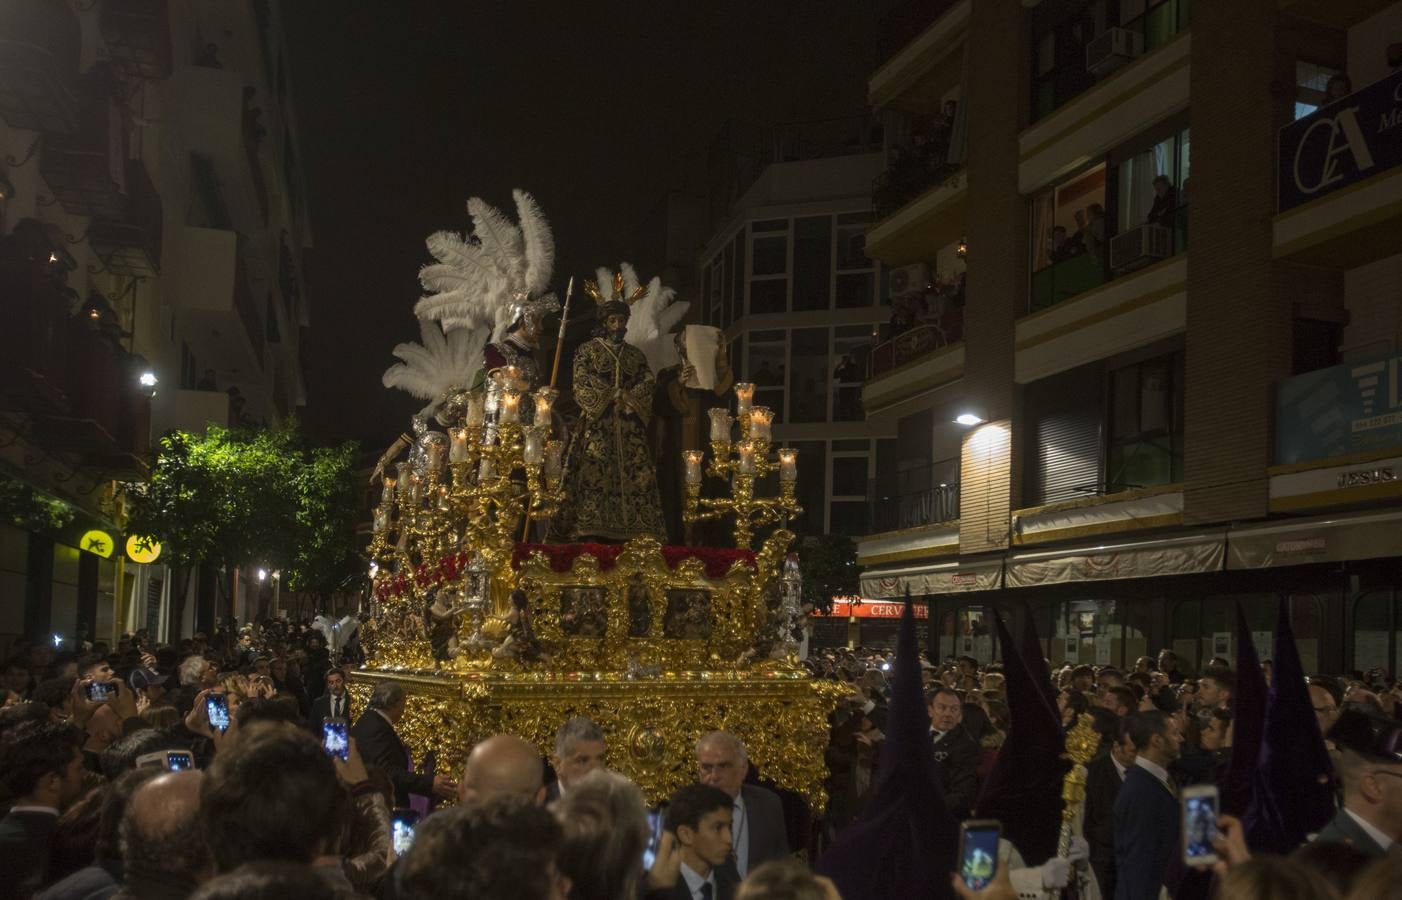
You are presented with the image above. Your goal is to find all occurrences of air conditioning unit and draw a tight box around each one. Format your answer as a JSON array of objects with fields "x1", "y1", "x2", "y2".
[
  {"x1": 1087, "y1": 27, "x2": 1144, "y2": 76},
  {"x1": 1109, "y1": 224, "x2": 1173, "y2": 273},
  {"x1": 886, "y1": 262, "x2": 930, "y2": 298}
]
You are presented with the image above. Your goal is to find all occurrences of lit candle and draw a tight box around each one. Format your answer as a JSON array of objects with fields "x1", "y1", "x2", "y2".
[
  {"x1": 683, "y1": 450, "x2": 704, "y2": 484},
  {"x1": 534, "y1": 387, "x2": 557, "y2": 423},
  {"x1": 465, "y1": 394, "x2": 486, "y2": 427},
  {"x1": 501, "y1": 366, "x2": 525, "y2": 391},
  {"x1": 425, "y1": 440, "x2": 445, "y2": 473},
  {"x1": 484, "y1": 389, "x2": 500, "y2": 418},
  {"x1": 523, "y1": 427, "x2": 544, "y2": 465},
  {"x1": 544, "y1": 440, "x2": 564, "y2": 478},
  {"x1": 479, "y1": 457, "x2": 495, "y2": 481},
  {"x1": 734, "y1": 382, "x2": 755, "y2": 413},
  {"x1": 500, "y1": 392, "x2": 521, "y2": 424},
  {"x1": 778, "y1": 448, "x2": 798, "y2": 482},
  {"x1": 709, "y1": 408, "x2": 733, "y2": 443},
  {"x1": 373, "y1": 508, "x2": 388, "y2": 533},
  {"x1": 381, "y1": 475, "x2": 396, "y2": 505},
  {"x1": 737, "y1": 441, "x2": 755, "y2": 475},
  {"x1": 409, "y1": 474, "x2": 424, "y2": 503},
  {"x1": 449, "y1": 427, "x2": 469, "y2": 463},
  {"x1": 749, "y1": 406, "x2": 773, "y2": 443}
]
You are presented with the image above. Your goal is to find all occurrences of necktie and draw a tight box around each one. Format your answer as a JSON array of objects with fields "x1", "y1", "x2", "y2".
[{"x1": 699, "y1": 883, "x2": 713, "y2": 900}]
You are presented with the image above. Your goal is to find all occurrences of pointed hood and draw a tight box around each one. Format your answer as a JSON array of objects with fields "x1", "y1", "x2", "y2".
[
  {"x1": 1245, "y1": 597, "x2": 1336, "y2": 853},
  {"x1": 1220, "y1": 602, "x2": 1267, "y2": 816},
  {"x1": 975, "y1": 610, "x2": 1067, "y2": 866},
  {"x1": 816, "y1": 595, "x2": 958, "y2": 899}
]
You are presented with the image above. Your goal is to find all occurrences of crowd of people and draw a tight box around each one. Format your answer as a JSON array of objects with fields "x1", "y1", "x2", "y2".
[{"x1": 2, "y1": 622, "x2": 1400, "y2": 900}]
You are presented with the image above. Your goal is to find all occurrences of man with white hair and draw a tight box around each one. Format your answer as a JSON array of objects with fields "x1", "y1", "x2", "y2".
[
  {"x1": 695, "y1": 730, "x2": 789, "y2": 879},
  {"x1": 546, "y1": 716, "x2": 607, "y2": 803}
]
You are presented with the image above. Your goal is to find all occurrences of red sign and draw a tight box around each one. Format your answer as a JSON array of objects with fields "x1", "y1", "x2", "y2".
[{"x1": 816, "y1": 599, "x2": 930, "y2": 620}]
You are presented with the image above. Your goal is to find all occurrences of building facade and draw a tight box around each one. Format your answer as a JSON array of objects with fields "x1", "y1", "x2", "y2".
[
  {"x1": 699, "y1": 117, "x2": 899, "y2": 539},
  {"x1": 848, "y1": 0, "x2": 1402, "y2": 673},
  {"x1": 0, "y1": 0, "x2": 311, "y2": 650}
]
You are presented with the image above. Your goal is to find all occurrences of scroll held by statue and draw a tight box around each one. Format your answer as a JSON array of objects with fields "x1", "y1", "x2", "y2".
[{"x1": 682, "y1": 325, "x2": 722, "y2": 391}]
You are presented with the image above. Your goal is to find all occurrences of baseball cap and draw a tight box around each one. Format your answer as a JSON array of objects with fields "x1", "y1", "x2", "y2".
[{"x1": 129, "y1": 666, "x2": 169, "y2": 692}]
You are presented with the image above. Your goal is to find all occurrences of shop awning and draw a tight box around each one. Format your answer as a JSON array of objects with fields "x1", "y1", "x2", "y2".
[
  {"x1": 859, "y1": 556, "x2": 1004, "y2": 598},
  {"x1": 1227, "y1": 509, "x2": 1402, "y2": 569},
  {"x1": 1004, "y1": 530, "x2": 1226, "y2": 589}
]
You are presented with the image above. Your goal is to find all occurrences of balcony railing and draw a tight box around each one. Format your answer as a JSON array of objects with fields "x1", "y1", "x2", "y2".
[
  {"x1": 1278, "y1": 67, "x2": 1402, "y2": 213},
  {"x1": 1030, "y1": 207, "x2": 1187, "y2": 313},
  {"x1": 88, "y1": 160, "x2": 163, "y2": 277},
  {"x1": 873, "y1": 146, "x2": 961, "y2": 221},
  {"x1": 869, "y1": 482, "x2": 961, "y2": 533},
  {"x1": 868, "y1": 311, "x2": 964, "y2": 378}
]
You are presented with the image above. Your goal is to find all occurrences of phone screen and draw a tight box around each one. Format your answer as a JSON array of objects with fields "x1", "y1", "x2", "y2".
[
  {"x1": 959, "y1": 822, "x2": 1001, "y2": 890},
  {"x1": 1183, "y1": 790, "x2": 1219, "y2": 861},
  {"x1": 86, "y1": 681, "x2": 117, "y2": 703},
  {"x1": 322, "y1": 719, "x2": 349, "y2": 761},
  {"x1": 391, "y1": 811, "x2": 419, "y2": 855},
  {"x1": 206, "y1": 694, "x2": 231, "y2": 734},
  {"x1": 166, "y1": 751, "x2": 195, "y2": 771},
  {"x1": 641, "y1": 807, "x2": 666, "y2": 869}
]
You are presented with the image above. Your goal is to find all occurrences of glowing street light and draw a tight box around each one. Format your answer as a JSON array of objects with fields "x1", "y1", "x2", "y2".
[{"x1": 955, "y1": 412, "x2": 985, "y2": 426}]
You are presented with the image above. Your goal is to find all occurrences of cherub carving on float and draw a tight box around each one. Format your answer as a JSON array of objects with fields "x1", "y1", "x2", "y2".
[{"x1": 549, "y1": 265, "x2": 687, "y2": 543}]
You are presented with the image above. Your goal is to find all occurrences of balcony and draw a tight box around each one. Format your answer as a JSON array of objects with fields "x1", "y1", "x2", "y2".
[
  {"x1": 865, "y1": 167, "x2": 967, "y2": 266},
  {"x1": 0, "y1": 0, "x2": 80, "y2": 134},
  {"x1": 167, "y1": 65, "x2": 267, "y2": 232},
  {"x1": 0, "y1": 253, "x2": 73, "y2": 411},
  {"x1": 151, "y1": 388, "x2": 232, "y2": 438},
  {"x1": 870, "y1": 481, "x2": 961, "y2": 534},
  {"x1": 863, "y1": 319, "x2": 965, "y2": 419},
  {"x1": 167, "y1": 226, "x2": 264, "y2": 377},
  {"x1": 88, "y1": 160, "x2": 163, "y2": 277},
  {"x1": 1273, "y1": 67, "x2": 1402, "y2": 268},
  {"x1": 1030, "y1": 205, "x2": 1187, "y2": 314},
  {"x1": 38, "y1": 68, "x2": 125, "y2": 218},
  {"x1": 871, "y1": 0, "x2": 968, "y2": 112}
]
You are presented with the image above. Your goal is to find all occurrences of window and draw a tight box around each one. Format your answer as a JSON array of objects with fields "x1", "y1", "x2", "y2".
[
  {"x1": 1114, "y1": 127, "x2": 1189, "y2": 252},
  {"x1": 789, "y1": 441, "x2": 826, "y2": 535},
  {"x1": 1294, "y1": 61, "x2": 1344, "y2": 120},
  {"x1": 747, "y1": 330, "x2": 786, "y2": 422},
  {"x1": 833, "y1": 325, "x2": 870, "y2": 422},
  {"x1": 835, "y1": 214, "x2": 872, "y2": 271},
  {"x1": 189, "y1": 153, "x2": 232, "y2": 229},
  {"x1": 832, "y1": 456, "x2": 869, "y2": 497},
  {"x1": 752, "y1": 234, "x2": 787, "y2": 276},
  {"x1": 1029, "y1": 163, "x2": 1108, "y2": 311},
  {"x1": 1106, "y1": 351, "x2": 1183, "y2": 491},
  {"x1": 1122, "y1": 0, "x2": 1190, "y2": 54},
  {"x1": 750, "y1": 280, "x2": 786, "y2": 315},
  {"x1": 789, "y1": 328, "x2": 829, "y2": 423},
  {"x1": 793, "y1": 216, "x2": 832, "y2": 311}
]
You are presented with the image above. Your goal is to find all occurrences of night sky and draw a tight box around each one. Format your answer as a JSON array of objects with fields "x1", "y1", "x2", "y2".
[{"x1": 283, "y1": 2, "x2": 877, "y2": 450}]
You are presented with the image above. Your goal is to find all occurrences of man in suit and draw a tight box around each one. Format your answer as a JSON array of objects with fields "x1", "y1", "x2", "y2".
[
  {"x1": 1312, "y1": 708, "x2": 1402, "y2": 858},
  {"x1": 545, "y1": 716, "x2": 606, "y2": 804},
  {"x1": 926, "y1": 687, "x2": 979, "y2": 818},
  {"x1": 307, "y1": 667, "x2": 354, "y2": 730},
  {"x1": 1113, "y1": 709, "x2": 1184, "y2": 900},
  {"x1": 661, "y1": 783, "x2": 740, "y2": 900},
  {"x1": 350, "y1": 681, "x2": 456, "y2": 807},
  {"x1": 0, "y1": 720, "x2": 86, "y2": 900},
  {"x1": 1083, "y1": 719, "x2": 1135, "y2": 898},
  {"x1": 458, "y1": 734, "x2": 547, "y2": 807},
  {"x1": 695, "y1": 731, "x2": 789, "y2": 881}
]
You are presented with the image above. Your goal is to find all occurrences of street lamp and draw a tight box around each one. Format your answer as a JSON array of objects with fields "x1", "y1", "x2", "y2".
[
  {"x1": 955, "y1": 412, "x2": 985, "y2": 426},
  {"x1": 138, "y1": 371, "x2": 158, "y2": 398}
]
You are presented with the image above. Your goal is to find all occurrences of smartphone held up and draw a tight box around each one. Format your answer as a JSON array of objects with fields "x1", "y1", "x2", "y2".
[
  {"x1": 958, "y1": 820, "x2": 1001, "y2": 890},
  {"x1": 1182, "y1": 785, "x2": 1219, "y2": 866}
]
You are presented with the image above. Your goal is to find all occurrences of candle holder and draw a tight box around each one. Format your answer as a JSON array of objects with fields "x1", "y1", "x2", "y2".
[{"x1": 682, "y1": 391, "x2": 802, "y2": 549}]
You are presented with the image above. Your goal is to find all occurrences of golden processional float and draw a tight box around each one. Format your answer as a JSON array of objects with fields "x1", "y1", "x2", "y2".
[{"x1": 354, "y1": 189, "x2": 843, "y2": 808}]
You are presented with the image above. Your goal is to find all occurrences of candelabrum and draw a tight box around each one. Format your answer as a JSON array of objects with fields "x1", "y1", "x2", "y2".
[
  {"x1": 367, "y1": 368, "x2": 566, "y2": 596},
  {"x1": 682, "y1": 382, "x2": 803, "y2": 550}
]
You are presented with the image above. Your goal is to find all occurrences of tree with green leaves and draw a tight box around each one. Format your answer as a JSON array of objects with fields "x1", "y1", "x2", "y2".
[
  {"x1": 126, "y1": 423, "x2": 361, "y2": 630},
  {"x1": 798, "y1": 533, "x2": 860, "y2": 614}
]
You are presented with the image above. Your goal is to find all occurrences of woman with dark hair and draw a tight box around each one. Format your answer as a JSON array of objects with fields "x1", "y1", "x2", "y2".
[{"x1": 1056, "y1": 687, "x2": 1090, "y2": 729}]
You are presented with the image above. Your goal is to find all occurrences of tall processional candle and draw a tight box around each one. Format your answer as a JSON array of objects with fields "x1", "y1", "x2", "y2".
[
  {"x1": 465, "y1": 394, "x2": 486, "y2": 427},
  {"x1": 749, "y1": 407, "x2": 773, "y2": 442},
  {"x1": 522, "y1": 427, "x2": 545, "y2": 465},
  {"x1": 544, "y1": 440, "x2": 564, "y2": 478},
  {"x1": 381, "y1": 474, "x2": 396, "y2": 505},
  {"x1": 449, "y1": 427, "x2": 469, "y2": 463},
  {"x1": 500, "y1": 392, "x2": 521, "y2": 424},
  {"x1": 534, "y1": 387, "x2": 557, "y2": 423},
  {"x1": 734, "y1": 382, "x2": 755, "y2": 413},
  {"x1": 425, "y1": 440, "x2": 445, "y2": 473},
  {"x1": 737, "y1": 441, "x2": 756, "y2": 475}
]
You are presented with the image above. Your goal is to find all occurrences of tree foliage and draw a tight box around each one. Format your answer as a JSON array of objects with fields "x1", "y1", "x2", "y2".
[
  {"x1": 0, "y1": 476, "x2": 76, "y2": 533},
  {"x1": 798, "y1": 533, "x2": 860, "y2": 614},
  {"x1": 127, "y1": 423, "x2": 361, "y2": 596}
]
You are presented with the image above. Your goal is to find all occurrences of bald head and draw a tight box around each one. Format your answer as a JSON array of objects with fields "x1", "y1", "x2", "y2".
[
  {"x1": 122, "y1": 771, "x2": 208, "y2": 884},
  {"x1": 458, "y1": 734, "x2": 546, "y2": 807}
]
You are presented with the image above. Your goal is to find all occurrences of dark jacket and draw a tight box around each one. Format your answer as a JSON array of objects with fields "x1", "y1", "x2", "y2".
[
  {"x1": 350, "y1": 709, "x2": 433, "y2": 807},
  {"x1": 930, "y1": 727, "x2": 980, "y2": 818},
  {"x1": 35, "y1": 859, "x2": 121, "y2": 900},
  {"x1": 1112, "y1": 764, "x2": 1179, "y2": 900},
  {"x1": 1082, "y1": 754, "x2": 1125, "y2": 899},
  {"x1": 714, "y1": 784, "x2": 790, "y2": 882},
  {"x1": 309, "y1": 691, "x2": 356, "y2": 730},
  {"x1": 660, "y1": 866, "x2": 738, "y2": 900},
  {"x1": 1312, "y1": 808, "x2": 1388, "y2": 859},
  {"x1": 0, "y1": 809, "x2": 60, "y2": 900}
]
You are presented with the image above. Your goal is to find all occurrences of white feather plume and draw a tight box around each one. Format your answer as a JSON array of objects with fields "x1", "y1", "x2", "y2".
[
  {"x1": 596, "y1": 262, "x2": 690, "y2": 374},
  {"x1": 514, "y1": 189, "x2": 554, "y2": 296},
  {"x1": 413, "y1": 191, "x2": 556, "y2": 334},
  {"x1": 382, "y1": 318, "x2": 488, "y2": 405}
]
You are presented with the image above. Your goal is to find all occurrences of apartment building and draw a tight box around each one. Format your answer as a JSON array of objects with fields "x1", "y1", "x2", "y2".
[
  {"x1": 699, "y1": 117, "x2": 899, "y2": 541},
  {"x1": 0, "y1": 0, "x2": 311, "y2": 646},
  {"x1": 849, "y1": 0, "x2": 1402, "y2": 672}
]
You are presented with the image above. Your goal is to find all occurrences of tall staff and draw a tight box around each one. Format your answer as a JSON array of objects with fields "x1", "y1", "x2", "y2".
[{"x1": 523, "y1": 278, "x2": 573, "y2": 542}]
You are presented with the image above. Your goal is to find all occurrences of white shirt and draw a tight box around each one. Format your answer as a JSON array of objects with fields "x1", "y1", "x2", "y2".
[
  {"x1": 7, "y1": 805, "x2": 59, "y2": 816},
  {"x1": 1135, "y1": 756, "x2": 1174, "y2": 794},
  {"x1": 732, "y1": 793, "x2": 749, "y2": 876},
  {"x1": 328, "y1": 693, "x2": 347, "y2": 719},
  {"x1": 1112, "y1": 756, "x2": 1128, "y2": 781},
  {"x1": 679, "y1": 861, "x2": 716, "y2": 900},
  {"x1": 1343, "y1": 808, "x2": 1395, "y2": 852}
]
